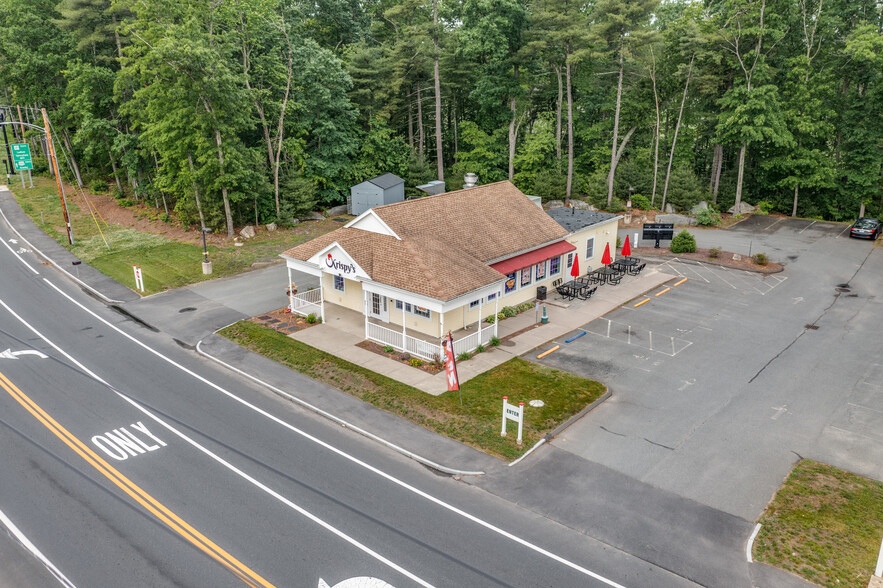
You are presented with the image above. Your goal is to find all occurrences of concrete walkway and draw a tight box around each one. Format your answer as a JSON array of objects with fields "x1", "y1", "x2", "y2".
[{"x1": 291, "y1": 268, "x2": 672, "y2": 395}]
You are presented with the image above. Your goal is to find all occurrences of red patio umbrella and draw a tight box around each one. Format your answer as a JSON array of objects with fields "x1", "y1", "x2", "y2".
[
  {"x1": 601, "y1": 242, "x2": 612, "y2": 265},
  {"x1": 570, "y1": 253, "x2": 580, "y2": 277},
  {"x1": 621, "y1": 235, "x2": 631, "y2": 258}
]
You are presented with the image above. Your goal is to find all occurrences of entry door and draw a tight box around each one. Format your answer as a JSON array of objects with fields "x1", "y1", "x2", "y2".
[{"x1": 368, "y1": 292, "x2": 388, "y2": 322}]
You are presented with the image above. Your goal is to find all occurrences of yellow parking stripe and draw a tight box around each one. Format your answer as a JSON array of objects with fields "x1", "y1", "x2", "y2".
[
  {"x1": 673, "y1": 278, "x2": 688, "y2": 287},
  {"x1": 633, "y1": 298, "x2": 650, "y2": 308},
  {"x1": 655, "y1": 287, "x2": 671, "y2": 297},
  {"x1": 0, "y1": 370, "x2": 274, "y2": 588}
]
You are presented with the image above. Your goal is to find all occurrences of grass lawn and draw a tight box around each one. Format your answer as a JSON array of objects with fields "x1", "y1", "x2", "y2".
[
  {"x1": 7, "y1": 176, "x2": 324, "y2": 294},
  {"x1": 753, "y1": 460, "x2": 883, "y2": 588},
  {"x1": 220, "y1": 320, "x2": 606, "y2": 460}
]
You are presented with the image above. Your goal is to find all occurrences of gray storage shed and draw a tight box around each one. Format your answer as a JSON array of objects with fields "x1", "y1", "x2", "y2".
[{"x1": 348, "y1": 173, "x2": 405, "y2": 215}]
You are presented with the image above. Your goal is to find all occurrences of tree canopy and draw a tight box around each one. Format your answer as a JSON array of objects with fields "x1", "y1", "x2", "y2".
[{"x1": 0, "y1": 0, "x2": 879, "y2": 233}]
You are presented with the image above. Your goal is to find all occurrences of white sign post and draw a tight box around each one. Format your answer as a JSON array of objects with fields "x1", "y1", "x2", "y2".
[
  {"x1": 133, "y1": 265, "x2": 144, "y2": 292},
  {"x1": 500, "y1": 396, "x2": 524, "y2": 445}
]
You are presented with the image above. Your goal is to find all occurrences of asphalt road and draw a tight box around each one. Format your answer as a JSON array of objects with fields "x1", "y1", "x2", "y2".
[{"x1": 0, "y1": 194, "x2": 695, "y2": 587}]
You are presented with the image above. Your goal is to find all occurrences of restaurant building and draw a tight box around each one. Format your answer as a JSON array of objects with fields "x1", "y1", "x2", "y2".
[{"x1": 280, "y1": 181, "x2": 619, "y2": 360}]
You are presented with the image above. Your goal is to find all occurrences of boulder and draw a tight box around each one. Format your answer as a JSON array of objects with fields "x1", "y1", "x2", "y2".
[
  {"x1": 300, "y1": 211, "x2": 326, "y2": 221},
  {"x1": 728, "y1": 201, "x2": 756, "y2": 215},
  {"x1": 690, "y1": 201, "x2": 708, "y2": 214},
  {"x1": 664, "y1": 203, "x2": 676, "y2": 214},
  {"x1": 545, "y1": 199, "x2": 565, "y2": 209},
  {"x1": 325, "y1": 204, "x2": 349, "y2": 217},
  {"x1": 289, "y1": 218, "x2": 300, "y2": 226},
  {"x1": 656, "y1": 213, "x2": 696, "y2": 226},
  {"x1": 239, "y1": 225, "x2": 256, "y2": 239},
  {"x1": 265, "y1": 222, "x2": 277, "y2": 232},
  {"x1": 571, "y1": 200, "x2": 595, "y2": 210}
]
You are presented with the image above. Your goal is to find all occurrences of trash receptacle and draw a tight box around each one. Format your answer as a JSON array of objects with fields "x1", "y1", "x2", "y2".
[{"x1": 536, "y1": 286, "x2": 547, "y2": 301}]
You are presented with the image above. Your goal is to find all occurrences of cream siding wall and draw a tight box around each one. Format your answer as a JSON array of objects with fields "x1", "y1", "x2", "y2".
[
  {"x1": 386, "y1": 299, "x2": 441, "y2": 338},
  {"x1": 322, "y1": 274, "x2": 365, "y2": 311},
  {"x1": 566, "y1": 219, "x2": 619, "y2": 276}
]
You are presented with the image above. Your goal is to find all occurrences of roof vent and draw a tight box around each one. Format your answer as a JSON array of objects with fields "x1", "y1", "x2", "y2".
[{"x1": 463, "y1": 173, "x2": 478, "y2": 188}]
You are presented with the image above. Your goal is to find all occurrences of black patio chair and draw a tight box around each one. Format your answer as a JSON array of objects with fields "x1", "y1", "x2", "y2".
[
  {"x1": 556, "y1": 283, "x2": 576, "y2": 300},
  {"x1": 578, "y1": 285, "x2": 597, "y2": 300},
  {"x1": 628, "y1": 263, "x2": 645, "y2": 276},
  {"x1": 608, "y1": 273, "x2": 622, "y2": 286}
]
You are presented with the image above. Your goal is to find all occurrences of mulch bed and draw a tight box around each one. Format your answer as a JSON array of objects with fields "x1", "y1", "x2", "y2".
[
  {"x1": 250, "y1": 307, "x2": 322, "y2": 335},
  {"x1": 631, "y1": 246, "x2": 783, "y2": 272},
  {"x1": 356, "y1": 340, "x2": 445, "y2": 374}
]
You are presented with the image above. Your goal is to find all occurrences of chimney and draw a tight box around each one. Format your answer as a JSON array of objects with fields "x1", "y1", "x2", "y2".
[{"x1": 463, "y1": 173, "x2": 478, "y2": 188}]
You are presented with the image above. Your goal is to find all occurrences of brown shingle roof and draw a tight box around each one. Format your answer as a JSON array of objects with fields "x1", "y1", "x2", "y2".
[
  {"x1": 372, "y1": 180, "x2": 568, "y2": 262},
  {"x1": 281, "y1": 181, "x2": 564, "y2": 301}
]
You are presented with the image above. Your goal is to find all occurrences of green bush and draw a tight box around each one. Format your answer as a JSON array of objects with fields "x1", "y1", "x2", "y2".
[
  {"x1": 630, "y1": 193, "x2": 651, "y2": 210},
  {"x1": 118, "y1": 198, "x2": 134, "y2": 207},
  {"x1": 515, "y1": 302, "x2": 534, "y2": 313},
  {"x1": 670, "y1": 230, "x2": 697, "y2": 253},
  {"x1": 755, "y1": 200, "x2": 774, "y2": 215},
  {"x1": 409, "y1": 358, "x2": 423, "y2": 367},
  {"x1": 616, "y1": 235, "x2": 622, "y2": 248},
  {"x1": 502, "y1": 306, "x2": 518, "y2": 318},
  {"x1": 475, "y1": 344, "x2": 485, "y2": 353},
  {"x1": 382, "y1": 345, "x2": 394, "y2": 353},
  {"x1": 113, "y1": 188, "x2": 127, "y2": 200},
  {"x1": 695, "y1": 208, "x2": 722, "y2": 226},
  {"x1": 753, "y1": 252, "x2": 769, "y2": 266},
  {"x1": 485, "y1": 314, "x2": 496, "y2": 324},
  {"x1": 709, "y1": 247, "x2": 721, "y2": 258},
  {"x1": 490, "y1": 336, "x2": 501, "y2": 347},
  {"x1": 89, "y1": 179, "x2": 109, "y2": 193},
  {"x1": 306, "y1": 313, "x2": 318, "y2": 324},
  {"x1": 457, "y1": 352, "x2": 471, "y2": 362}
]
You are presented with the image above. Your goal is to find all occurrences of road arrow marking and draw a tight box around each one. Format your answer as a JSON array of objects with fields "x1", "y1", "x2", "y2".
[
  {"x1": 319, "y1": 578, "x2": 394, "y2": 588},
  {"x1": 792, "y1": 297, "x2": 804, "y2": 304},
  {"x1": 9, "y1": 239, "x2": 17, "y2": 244},
  {"x1": 0, "y1": 349, "x2": 48, "y2": 360}
]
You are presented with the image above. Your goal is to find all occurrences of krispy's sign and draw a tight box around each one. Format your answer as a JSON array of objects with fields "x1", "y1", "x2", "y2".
[{"x1": 326, "y1": 253, "x2": 356, "y2": 274}]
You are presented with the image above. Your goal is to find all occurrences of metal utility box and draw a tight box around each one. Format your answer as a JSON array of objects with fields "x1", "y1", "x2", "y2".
[{"x1": 348, "y1": 173, "x2": 405, "y2": 215}]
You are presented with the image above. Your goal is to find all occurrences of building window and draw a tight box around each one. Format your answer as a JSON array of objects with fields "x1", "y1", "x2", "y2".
[
  {"x1": 395, "y1": 300, "x2": 430, "y2": 319},
  {"x1": 504, "y1": 273, "x2": 517, "y2": 295},
  {"x1": 334, "y1": 275, "x2": 345, "y2": 292},
  {"x1": 566, "y1": 252, "x2": 574, "y2": 268},
  {"x1": 586, "y1": 237, "x2": 595, "y2": 260},
  {"x1": 520, "y1": 267, "x2": 532, "y2": 287},
  {"x1": 469, "y1": 299, "x2": 481, "y2": 309},
  {"x1": 535, "y1": 261, "x2": 546, "y2": 281},
  {"x1": 550, "y1": 256, "x2": 561, "y2": 276},
  {"x1": 487, "y1": 292, "x2": 497, "y2": 302}
]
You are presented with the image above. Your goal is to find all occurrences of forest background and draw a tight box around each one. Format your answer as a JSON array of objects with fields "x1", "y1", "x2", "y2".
[{"x1": 0, "y1": 0, "x2": 880, "y2": 238}]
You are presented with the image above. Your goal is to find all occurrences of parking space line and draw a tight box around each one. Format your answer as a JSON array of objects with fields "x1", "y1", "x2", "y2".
[
  {"x1": 655, "y1": 287, "x2": 670, "y2": 297},
  {"x1": 798, "y1": 220, "x2": 817, "y2": 234},
  {"x1": 836, "y1": 225, "x2": 852, "y2": 238},
  {"x1": 634, "y1": 298, "x2": 651, "y2": 307},
  {"x1": 765, "y1": 218, "x2": 786, "y2": 231},
  {"x1": 673, "y1": 278, "x2": 688, "y2": 287}
]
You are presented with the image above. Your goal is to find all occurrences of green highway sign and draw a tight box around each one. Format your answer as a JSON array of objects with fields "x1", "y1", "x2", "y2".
[{"x1": 11, "y1": 143, "x2": 33, "y2": 171}]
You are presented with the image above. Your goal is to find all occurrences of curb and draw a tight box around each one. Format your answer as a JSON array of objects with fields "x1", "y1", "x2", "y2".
[
  {"x1": 195, "y1": 339, "x2": 487, "y2": 478},
  {"x1": 639, "y1": 253, "x2": 785, "y2": 274}
]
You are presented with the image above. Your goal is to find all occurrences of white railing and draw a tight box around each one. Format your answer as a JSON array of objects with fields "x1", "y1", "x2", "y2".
[
  {"x1": 452, "y1": 328, "x2": 493, "y2": 357},
  {"x1": 367, "y1": 322, "x2": 442, "y2": 361},
  {"x1": 290, "y1": 288, "x2": 322, "y2": 318}
]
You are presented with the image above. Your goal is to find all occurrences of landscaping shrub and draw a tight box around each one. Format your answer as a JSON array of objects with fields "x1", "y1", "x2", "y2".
[
  {"x1": 306, "y1": 313, "x2": 318, "y2": 324},
  {"x1": 502, "y1": 306, "x2": 518, "y2": 318},
  {"x1": 409, "y1": 358, "x2": 423, "y2": 367},
  {"x1": 113, "y1": 188, "x2": 127, "y2": 200},
  {"x1": 490, "y1": 336, "x2": 501, "y2": 347},
  {"x1": 485, "y1": 314, "x2": 496, "y2": 324},
  {"x1": 515, "y1": 302, "x2": 533, "y2": 313},
  {"x1": 753, "y1": 252, "x2": 769, "y2": 266},
  {"x1": 709, "y1": 247, "x2": 721, "y2": 258},
  {"x1": 630, "y1": 193, "x2": 651, "y2": 210},
  {"x1": 382, "y1": 345, "x2": 394, "y2": 353},
  {"x1": 755, "y1": 200, "x2": 774, "y2": 215},
  {"x1": 695, "y1": 208, "x2": 722, "y2": 226},
  {"x1": 457, "y1": 352, "x2": 471, "y2": 362},
  {"x1": 670, "y1": 230, "x2": 697, "y2": 253},
  {"x1": 475, "y1": 344, "x2": 485, "y2": 353}
]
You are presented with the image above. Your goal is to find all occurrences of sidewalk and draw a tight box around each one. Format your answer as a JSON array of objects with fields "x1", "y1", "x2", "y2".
[{"x1": 291, "y1": 268, "x2": 672, "y2": 395}]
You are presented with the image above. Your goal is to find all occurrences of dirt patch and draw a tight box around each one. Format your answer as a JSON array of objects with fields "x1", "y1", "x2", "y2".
[
  {"x1": 249, "y1": 307, "x2": 322, "y2": 335},
  {"x1": 356, "y1": 340, "x2": 445, "y2": 374}
]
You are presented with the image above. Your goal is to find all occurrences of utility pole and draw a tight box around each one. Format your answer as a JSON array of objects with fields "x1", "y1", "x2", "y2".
[
  {"x1": 41, "y1": 108, "x2": 73, "y2": 245},
  {"x1": 0, "y1": 110, "x2": 12, "y2": 175}
]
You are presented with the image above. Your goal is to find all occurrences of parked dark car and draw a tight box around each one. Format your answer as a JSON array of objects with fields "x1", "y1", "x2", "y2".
[{"x1": 850, "y1": 218, "x2": 881, "y2": 240}]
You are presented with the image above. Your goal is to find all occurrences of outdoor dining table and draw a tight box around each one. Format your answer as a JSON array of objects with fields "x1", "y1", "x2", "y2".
[
  {"x1": 612, "y1": 257, "x2": 639, "y2": 272},
  {"x1": 593, "y1": 266, "x2": 620, "y2": 284}
]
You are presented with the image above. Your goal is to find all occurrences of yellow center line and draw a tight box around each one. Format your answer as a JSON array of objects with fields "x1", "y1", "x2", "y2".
[{"x1": 0, "y1": 370, "x2": 274, "y2": 588}]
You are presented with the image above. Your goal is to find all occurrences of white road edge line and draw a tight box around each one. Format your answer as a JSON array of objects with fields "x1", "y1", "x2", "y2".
[
  {"x1": 746, "y1": 523, "x2": 761, "y2": 562},
  {"x1": 0, "y1": 296, "x2": 434, "y2": 588},
  {"x1": 0, "y1": 506, "x2": 77, "y2": 588},
  {"x1": 0, "y1": 232, "x2": 39, "y2": 274},
  {"x1": 38, "y1": 278, "x2": 629, "y2": 588},
  {"x1": 0, "y1": 199, "x2": 124, "y2": 304},
  {"x1": 195, "y1": 340, "x2": 485, "y2": 477}
]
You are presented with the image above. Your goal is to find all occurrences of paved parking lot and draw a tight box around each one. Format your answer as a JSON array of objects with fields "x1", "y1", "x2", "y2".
[{"x1": 534, "y1": 220, "x2": 882, "y2": 521}]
